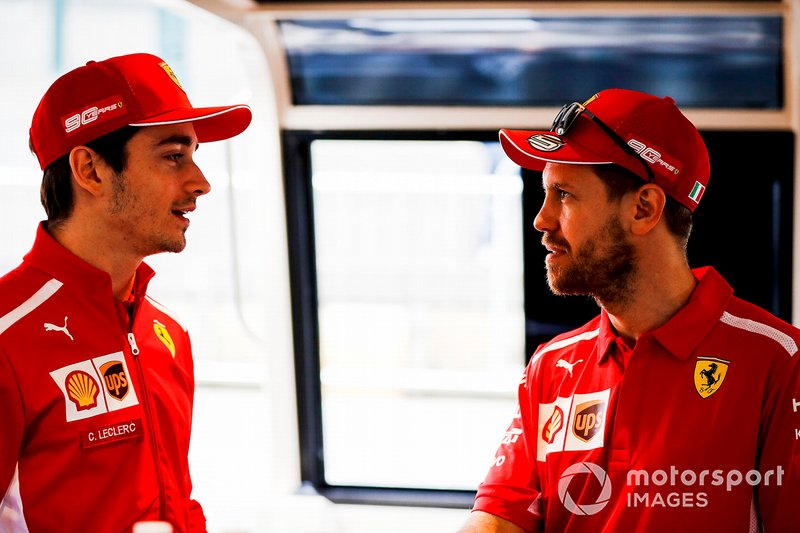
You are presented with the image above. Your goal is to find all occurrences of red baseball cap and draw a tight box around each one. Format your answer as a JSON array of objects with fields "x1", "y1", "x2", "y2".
[
  {"x1": 499, "y1": 89, "x2": 710, "y2": 212},
  {"x1": 30, "y1": 53, "x2": 252, "y2": 170}
]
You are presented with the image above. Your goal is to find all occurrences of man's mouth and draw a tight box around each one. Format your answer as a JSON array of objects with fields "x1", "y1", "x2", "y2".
[
  {"x1": 171, "y1": 205, "x2": 196, "y2": 224},
  {"x1": 542, "y1": 237, "x2": 569, "y2": 256}
]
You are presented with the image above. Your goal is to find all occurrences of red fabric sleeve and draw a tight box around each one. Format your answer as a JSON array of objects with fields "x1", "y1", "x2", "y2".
[
  {"x1": 0, "y1": 347, "x2": 24, "y2": 501},
  {"x1": 756, "y1": 346, "x2": 800, "y2": 530},
  {"x1": 187, "y1": 499, "x2": 206, "y2": 533},
  {"x1": 473, "y1": 361, "x2": 542, "y2": 533}
]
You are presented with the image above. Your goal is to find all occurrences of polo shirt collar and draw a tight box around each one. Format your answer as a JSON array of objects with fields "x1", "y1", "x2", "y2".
[
  {"x1": 23, "y1": 222, "x2": 156, "y2": 301},
  {"x1": 596, "y1": 312, "x2": 618, "y2": 364},
  {"x1": 596, "y1": 266, "x2": 733, "y2": 363},
  {"x1": 652, "y1": 266, "x2": 732, "y2": 360}
]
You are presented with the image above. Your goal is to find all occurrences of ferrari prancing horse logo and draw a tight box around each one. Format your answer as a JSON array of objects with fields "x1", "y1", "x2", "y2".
[
  {"x1": 694, "y1": 356, "x2": 730, "y2": 399},
  {"x1": 159, "y1": 61, "x2": 184, "y2": 90},
  {"x1": 153, "y1": 320, "x2": 176, "y2": 358}
]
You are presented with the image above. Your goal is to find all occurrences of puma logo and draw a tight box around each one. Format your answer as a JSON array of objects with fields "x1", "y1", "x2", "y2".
[
  {"x1": 556, "y1": 358, "x2": 583, "y2": 377},
  {"x1": 44, "y1": 316, "x2": 73, "y2": 341}
]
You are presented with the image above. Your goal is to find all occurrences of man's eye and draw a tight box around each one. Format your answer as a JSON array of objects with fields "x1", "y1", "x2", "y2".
[
  {"x1": 557, "y1": 189, "x2": 571, "y2": 200},
  {"x1": 166, "y1": 153, "x2": 183, "y2": 161}
]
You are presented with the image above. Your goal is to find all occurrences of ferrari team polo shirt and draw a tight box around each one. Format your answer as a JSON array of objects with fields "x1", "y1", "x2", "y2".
[{"x1": 473, "y1": 266, "x2": 800, "y2": 532}]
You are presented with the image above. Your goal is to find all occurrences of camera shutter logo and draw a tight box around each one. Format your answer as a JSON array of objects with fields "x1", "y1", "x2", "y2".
[{"x1": 557, "y1": 462, "x2": 612, "y2": 515}]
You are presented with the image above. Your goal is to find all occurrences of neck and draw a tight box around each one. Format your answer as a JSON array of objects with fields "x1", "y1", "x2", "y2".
[
  {"x1": 600, "y1": 252, "x2": 696, "y2": 344},
  {"x1": 47, "y1": 220, "x2": 142, "y2": 301}
]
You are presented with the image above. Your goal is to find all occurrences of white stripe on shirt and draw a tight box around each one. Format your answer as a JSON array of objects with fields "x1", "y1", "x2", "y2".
[
  {"x1": 531, "y1": 328, "x2": 600, "y2": 365},
  {"x1": 0, "y1": 279, "x2": 63, "y2": 336},
  {"x1": 720, "y1": 311, "x2": 798, "y2": 357}
]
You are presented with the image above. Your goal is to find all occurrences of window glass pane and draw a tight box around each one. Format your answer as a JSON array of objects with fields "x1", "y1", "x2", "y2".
[
  {"x1": 280, "y1": 16, "x2": 782, "y2": 108},
  {"x1": 312, "y1": 140, "x2": 525, "y2": 489}
]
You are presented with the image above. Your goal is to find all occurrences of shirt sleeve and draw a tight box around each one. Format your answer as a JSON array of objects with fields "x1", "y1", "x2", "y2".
[
  {"x1": 755, "y1": 343, "x2": 800, "y2": 530},
  {"x1": 472, "y1": 360, "x2": 543, "y2": 533},
  {"x1": 184, "y1": 332, "x2": 208, "y2": 533},
  {"x1": 187, "y1": 498, "x2": 207, "y2": 532},
  {"x1": 0, "y1": 346, "x2": 24, "y2": 506}
]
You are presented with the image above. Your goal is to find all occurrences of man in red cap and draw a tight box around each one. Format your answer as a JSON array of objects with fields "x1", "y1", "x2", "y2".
[
  {"x1": 0, "y1": 53, "x2": 251, "y2": 532},
  {"x1": 459, "y1": 89, "x2": 799, "y2": 532}
]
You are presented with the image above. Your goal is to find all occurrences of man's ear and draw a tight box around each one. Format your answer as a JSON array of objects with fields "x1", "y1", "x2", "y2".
[
  {"x1": 629, "y1": 183, "x2": 667, "y2": 236},
  {"x1": 68, "y1": 146, "x2": 109, "y2": 197}
]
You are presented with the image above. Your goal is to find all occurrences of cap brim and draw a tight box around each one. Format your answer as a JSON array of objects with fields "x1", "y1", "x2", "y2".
[
  {"x1": 129, "y1": 104, "x2": 252, "y2": 142},
  {"x1": 499, "y1": 128, "x2": 614, "y2": 171}
]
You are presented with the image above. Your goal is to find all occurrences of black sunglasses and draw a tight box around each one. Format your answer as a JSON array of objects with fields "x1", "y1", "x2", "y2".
[{"x1": 550, "y1": 102, "x2": 655, "y2": 183}]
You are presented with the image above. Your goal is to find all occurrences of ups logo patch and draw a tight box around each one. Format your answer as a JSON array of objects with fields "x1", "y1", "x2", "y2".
[
  {"x1": 100, "y1": 360, "x2": 129, "y2": 401},
  {"x1": 572, "y1": 399, "x2": 606, "y2": 443}
]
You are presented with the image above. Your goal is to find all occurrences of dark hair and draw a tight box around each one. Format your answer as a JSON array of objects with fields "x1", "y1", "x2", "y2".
[
  {"x1": 38, "y1": 126, "x2": 139, "y2": 228},
  {"x1": 593, "y1": 164, "x2": 693, "y2": 250}
]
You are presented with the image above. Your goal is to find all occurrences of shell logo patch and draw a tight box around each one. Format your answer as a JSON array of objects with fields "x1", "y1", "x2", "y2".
[
  {"x1": 50, "y1": 352, "x2": 139, "y2": 422},
  {"x1": 153, "y1": 320, "x2": 176, "y2": 358},
  {"x1": 66, "y1": 370, "x2": 100, "y2": 411},
  {"x1": 542, "y1": 406, "x2": 564, "y2": 444},
  {"x1": 694, "y1": 356, "x2": 730, "y2": 399},
  {"x1": 159, "y1": 61, "x2": 184, "y2": 90}
]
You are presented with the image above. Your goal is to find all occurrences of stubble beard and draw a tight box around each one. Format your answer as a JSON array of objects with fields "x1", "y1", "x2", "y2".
[
  {"x1": 545, "y1": 215, "x2": 637, "y2": 311},
  {"x1": 109, "y1": 172, "x2": 188, "y2": 256}
]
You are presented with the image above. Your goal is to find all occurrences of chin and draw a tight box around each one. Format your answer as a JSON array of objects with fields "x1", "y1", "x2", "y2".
[
  {"x1": 151, "y1": 238, "x2": 187, "y2": 255},
  {"x1": 547, "y1": 270, "x2": 588, "y2": 297}
]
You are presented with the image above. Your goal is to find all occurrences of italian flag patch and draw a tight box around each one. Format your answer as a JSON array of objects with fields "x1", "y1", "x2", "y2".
[{"x1": 689, "y1": 181, "x2": 705, "y2": 204}]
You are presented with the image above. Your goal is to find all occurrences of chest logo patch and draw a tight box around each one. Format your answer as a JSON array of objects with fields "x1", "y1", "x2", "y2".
[
  {"x1": 536, "y1": 388, "x2": 611, "y2": 461},
  {"x1": 694, "y1": 356, "x2": 729, "y2": 399},
  {"x1": 100, "y1": 360, "x2": 129, "y2": 401},
  {"x1": 66, "y1": 370, "x2": 100, "y2": 411},
  {"x1": 542, "y1": 406, "x2": 565, "y2": 444},
  {"x1": 153, "y1": 320, "x2": 176, "y2": 358},
  {"x1": 572, "y1": 400, "x2": 606, "y2": 442},
  {"x1": 44, "y1": 316, "x2": 74, "y2": 341},
  {"x1": 556, "y1": 358, "x2": 584, "y2": 378},
  {"x1": 50, "y1": 352, "x2": 140, "y2": 422}
]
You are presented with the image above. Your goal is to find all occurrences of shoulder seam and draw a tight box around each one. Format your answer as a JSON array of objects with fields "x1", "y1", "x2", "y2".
[
  {"x1": 144, "y1": 295, "x2": 188, "y2": 333},
  {"x1": 0, "y1": 278, "x2": 63, "y2": 336},
  {"x1": 720, "y1": 311, "x2": 798, "y2": 357}
]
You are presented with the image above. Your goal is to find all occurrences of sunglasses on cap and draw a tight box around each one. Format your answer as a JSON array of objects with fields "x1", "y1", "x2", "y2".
[{"x1": 551, "y1": 102, "x2": 656, "y2": 183}]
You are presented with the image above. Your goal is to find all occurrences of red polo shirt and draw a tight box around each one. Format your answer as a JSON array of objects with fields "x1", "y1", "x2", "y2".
[
  {"x1": 0, "y1": 224, "x2": 204, "y2": 532},
  {"x1": 473, "y1": 267, "x2": 800, "y2": 532}
]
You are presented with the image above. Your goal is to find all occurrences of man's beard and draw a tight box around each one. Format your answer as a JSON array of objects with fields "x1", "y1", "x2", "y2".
[
  {"x1": 108, "y1": 171, "x2": 187, "y2": 255},
  {"x1": 544, "y1": 214, "x2": 637, "y2": 310}
]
